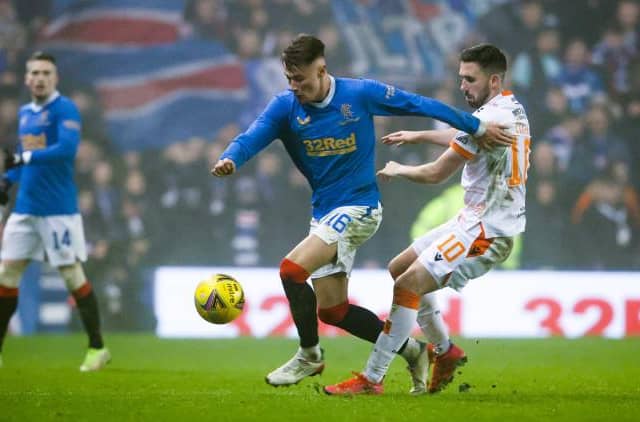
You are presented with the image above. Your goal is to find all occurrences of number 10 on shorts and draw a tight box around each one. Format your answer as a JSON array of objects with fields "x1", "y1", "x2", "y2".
[{"x1": 437, "y1": 234, "x2": 465, "y2": 262}]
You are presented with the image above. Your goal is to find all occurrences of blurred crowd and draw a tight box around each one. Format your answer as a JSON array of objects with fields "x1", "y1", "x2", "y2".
[{"x1": 0, "y1": 0, "x2": 639, "y2": 323}]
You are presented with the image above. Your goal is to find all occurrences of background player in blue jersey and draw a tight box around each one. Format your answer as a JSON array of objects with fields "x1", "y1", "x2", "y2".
[
  {"x1": 0, "y1": 52, "x2": 110, "y2": 371},
  {"x1": 212, "y1": 35, "x2": 511, "y2": 390}
]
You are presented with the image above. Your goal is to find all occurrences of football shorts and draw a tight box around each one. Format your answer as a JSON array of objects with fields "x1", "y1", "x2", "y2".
[
  {"x1": 309, "y1": 203, "x2": 382, "y2": 279},
  {"x1": 412, "y1": 216, "x2": 513, "y2": 291},
  {"x1": 1, "y1": 213, "x2": 88, "y2": 267}
]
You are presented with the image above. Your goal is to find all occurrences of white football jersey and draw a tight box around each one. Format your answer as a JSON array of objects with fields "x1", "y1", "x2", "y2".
[{"x1": 449, "y1": 90, "x2": 531, "y2": 237}]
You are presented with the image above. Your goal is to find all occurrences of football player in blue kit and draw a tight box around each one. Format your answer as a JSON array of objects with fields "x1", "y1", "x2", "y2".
[
  {"x1": 212, "y1": 35, "x2": 511, "y2": 390},
  {"x1": 0, "y1": 52, "x2": 110, "y2": 371}
]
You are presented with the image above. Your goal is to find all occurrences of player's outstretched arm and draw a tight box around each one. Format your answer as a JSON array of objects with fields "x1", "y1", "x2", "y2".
[
  {"x1": 215, "y1": 96, "x2": 288, "y2": 172},
  {"x1": 211, "y1": 158, "x2": 236, "y2": 177},
  {"x1": 377, "y1": 148, "x2": 465, "y2": 184},
  {"x1": 381, "y1": 128, "x2": 458, "y2": 147},
  {"x1": 364, "y1": 80, "x2": 513, "y2": 146},
  {"x1": 382, "y1": 124, "x2": 514, "y2": 150}
]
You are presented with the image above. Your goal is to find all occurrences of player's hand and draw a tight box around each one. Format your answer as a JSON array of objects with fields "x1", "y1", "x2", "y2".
[
  {"x1": 211, "y1": 158, "x2": 236, "y2": 177},
  {"x1": 380, "y1": 131, "x2": 421, "y2": 146},
  {"x1": 376, "y1": 161, "x2": 403, "y2": 182},
  {"x1": 476, "y1": 123, "x2": 514, "y2": 150},
  {"x1": 3, "y1": 148, "x2": 23, "y2": 170}
]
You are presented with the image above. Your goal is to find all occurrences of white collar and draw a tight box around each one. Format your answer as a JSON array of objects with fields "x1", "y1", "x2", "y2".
[
  {"x1": 308, "y1": 75, "x2": 335, "y2": 108},
  {"x1": 28, "y1": 91, "x2": 60, "y2": 112}
]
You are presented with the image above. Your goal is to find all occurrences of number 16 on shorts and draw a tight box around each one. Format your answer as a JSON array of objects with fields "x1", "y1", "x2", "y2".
[{"x1": 325, "y1": 213, "x2": 353, "y2": 233}]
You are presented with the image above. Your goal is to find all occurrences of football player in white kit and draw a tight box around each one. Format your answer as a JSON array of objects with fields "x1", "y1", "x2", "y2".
[
  {"x1": 325, "y1": 44, "x2": 531, "y2": 395},
  {"x1": 0, "y1": 52, "x2": 110, "y2": 371}
]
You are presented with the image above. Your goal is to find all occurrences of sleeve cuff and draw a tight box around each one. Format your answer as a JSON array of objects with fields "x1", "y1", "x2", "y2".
[
  {"x1": 21, "y1": 151, "x2": 33, "y2": 164},
  {"x1": 473, "y1": 120, "x2": 486, "y2": 137},
  {"x1": 449, "y1": 141, "x2": 475, "y2": 160}
]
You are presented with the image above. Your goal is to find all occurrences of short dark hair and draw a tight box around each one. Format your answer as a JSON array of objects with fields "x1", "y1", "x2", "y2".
[
  {"x1": 460, "y1": 44, "x2": 507, "y2": 78},
  {"x1": 281, "y1": 34, "x2": 325, "y2": 70},
  {"x1": 28, "y1": 51, "x2": 56, "y2": 65}
]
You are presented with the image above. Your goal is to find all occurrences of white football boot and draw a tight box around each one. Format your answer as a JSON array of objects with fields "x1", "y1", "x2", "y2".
[
  {"x1": 80, "y1": 347, "x2": 111, "y2": 372},
  {"x1": 265, "y1": 347, "x2": 324, "y2": 386},
  {"x1": 404, "y1": 340, "x2": 435, "y2": 395}
]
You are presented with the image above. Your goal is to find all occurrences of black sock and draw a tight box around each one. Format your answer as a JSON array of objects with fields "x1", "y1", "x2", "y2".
[
  {"x1": 75, "y1": 290, "x2": 104, "y2": 349},
  {"x1": 335, "y1": 305, "x2": 410, "y2": 354},
  {"x1": 334, "y1": 304, "x2": 384, "y2": 343},
  {"x1": 281, "y1": 280, "x2": 318, "y2": 348},
  {"x1": 0, "y1": 296, "x2": 18, "y2": 353}
]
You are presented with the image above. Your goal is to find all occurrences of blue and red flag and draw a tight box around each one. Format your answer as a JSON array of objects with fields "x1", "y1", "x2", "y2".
[{"x1": 41, "y1": 0, "x2": 251, "y2": 151}]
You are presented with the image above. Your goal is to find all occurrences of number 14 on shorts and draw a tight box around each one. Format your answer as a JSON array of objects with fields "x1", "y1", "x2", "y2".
[{"x1": 52, "y1": 229, "x2": 71, "y2": 250}]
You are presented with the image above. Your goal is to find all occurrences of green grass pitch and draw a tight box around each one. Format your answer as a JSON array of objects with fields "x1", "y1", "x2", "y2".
[{"x1": 1, "y1": 335, "x2": 639, "y2": 421}]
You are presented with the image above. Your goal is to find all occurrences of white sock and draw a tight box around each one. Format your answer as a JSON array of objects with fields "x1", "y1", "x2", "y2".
[
  {"x1": 300, "y1": 344, "x2": 322, "y2": 361},
  {"x1": 364, "y1": 304, "x2": 417, "y2": 383},
  {"x1": 417, "y1": 293, "x2": 450, "y2": 354}
]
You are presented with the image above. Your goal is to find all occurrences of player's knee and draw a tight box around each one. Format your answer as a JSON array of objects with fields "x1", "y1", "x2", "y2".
[
  {"x1": 0, "y1": 261, "x2": 28, "y2": 289},
  {"x1": 318, "y1": 301, "x2": 349, "y2": 325},
  {"x1": 58, "y1": 262, "x2": 88, "y2": 293},
  {"x1": 279, "y1": 258, "x2": 309, "y2": 284},
  {"x1": 388, "y1": 249, "x2": 416, "y2": 280},
  {"x1": 388, "y1": 261, "x2": 403, "y2": 280},
  {"x1": 394, "y1": 268, "x2": 418, "y2": 290}
]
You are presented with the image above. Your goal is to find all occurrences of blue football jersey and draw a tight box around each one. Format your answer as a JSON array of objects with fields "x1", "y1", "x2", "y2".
[
  {"x1": 5, "y1": 92, "x2": 81, "y2": 215},
  {"x1": 221, "y1": 77, "x2": 480, "y2": 219}
]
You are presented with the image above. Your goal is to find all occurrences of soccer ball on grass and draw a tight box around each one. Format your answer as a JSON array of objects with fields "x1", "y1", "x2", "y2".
[{"x1": 194, "y1": 274, "x2": 245, "y2": 324}]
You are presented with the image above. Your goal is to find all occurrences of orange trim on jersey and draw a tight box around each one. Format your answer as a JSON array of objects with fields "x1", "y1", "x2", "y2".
[
  {"x1": 502, "y1": 90, "x2": 513, "y2": 96},
  {"x1": 449, "y1": 141, "x2": 475, "y2": 160},
  {"x1": 72, "y1": 282, "x2": 92, "y2": 299},
  {"x1": 392, "y1": 286, "x2": 420, "y2": 310},
  {"x1": 0, "y1": 286, "x2": 18, "y2": 297},
  {"x1": 441, "y1": 273, "x2": 453, "y2": 287}
]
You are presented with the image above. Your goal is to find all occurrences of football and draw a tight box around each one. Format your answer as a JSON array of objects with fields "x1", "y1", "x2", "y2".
[{"x1": 194, "y1": 274, "x2": 245, "y2": 324}]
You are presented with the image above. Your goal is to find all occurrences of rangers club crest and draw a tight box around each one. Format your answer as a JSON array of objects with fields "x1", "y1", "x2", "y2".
[{"x1": 340, "y1": 103, "x2": 360, "y2": 125}]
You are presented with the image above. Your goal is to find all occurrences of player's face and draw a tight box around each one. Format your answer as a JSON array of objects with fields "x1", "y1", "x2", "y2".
[
  {"x1": 25, "y1": 59, "x2": 58, "y2": 103},
  {"x1": 284, "y1": 58, "x2": 327, "y2": 104},
  {"x1": 458, "y1": 61, "x2": 492, "y2": 108}
]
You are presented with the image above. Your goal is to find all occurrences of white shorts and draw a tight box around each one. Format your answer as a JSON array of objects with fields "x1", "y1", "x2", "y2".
[
  {"x1": 1, "y1": 213, "x2": 88, "y2": 267},
  {"x1": 412, "y1": 216, "x2": 513, "y2": 291},
  {"x1": 309, "y1": 203, "x2": 382, "y2": 279}
]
